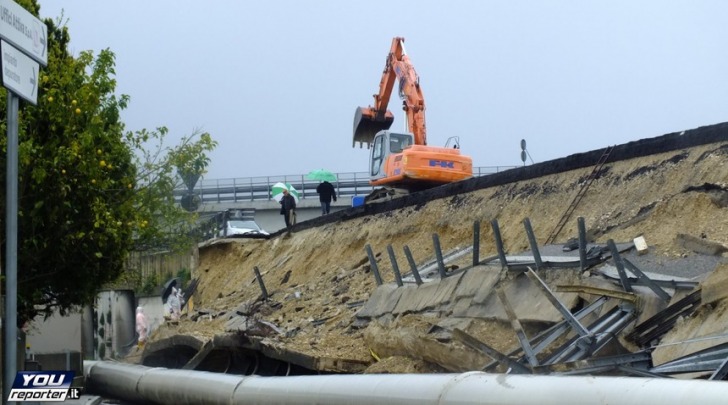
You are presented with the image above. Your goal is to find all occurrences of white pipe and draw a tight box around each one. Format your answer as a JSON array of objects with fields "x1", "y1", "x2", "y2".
[{"x1": 85, "y1": 361, "x2": 728, "y2": 405}]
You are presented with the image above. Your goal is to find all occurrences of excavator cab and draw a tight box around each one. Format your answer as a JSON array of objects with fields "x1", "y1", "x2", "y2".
[
  {"x1": 369, "y1": 131, "x2": 414, "y2": 180},
  {"x1": 352, "y1": 107, "x2": 394, "y2": 147}
]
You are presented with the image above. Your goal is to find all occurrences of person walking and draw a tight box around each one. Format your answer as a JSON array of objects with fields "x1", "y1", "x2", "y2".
[
  {"x1": 167, "y1": 287, "x2": 182, "y2": 321},
  {"x1": 135, "y1": 306, "x2": 148, "y2": 348},
  {"x1": 279, "y1": 188, "x2": 297, "y2": 231},
  {"x1": 316, "y1": 180, "x2": 337, "y2": 215}
]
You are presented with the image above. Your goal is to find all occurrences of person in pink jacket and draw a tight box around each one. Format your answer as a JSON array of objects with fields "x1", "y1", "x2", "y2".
[{"x1": 136, "y1": 306, "x2": 148, "y2": 347}]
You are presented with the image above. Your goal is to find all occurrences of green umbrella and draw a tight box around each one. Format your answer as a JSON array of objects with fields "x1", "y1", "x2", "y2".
[
  {"x1": 271, "y1": 182, "x2": 300, "y2": 203},
  {"x1": 306, "y1": 169, "x2": 337, "y2": 182}
]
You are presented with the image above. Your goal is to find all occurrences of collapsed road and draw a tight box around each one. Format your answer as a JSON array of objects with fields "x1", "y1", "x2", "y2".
[{"x1": 109, "y1": 122, "x2": 728, "y2": 397}]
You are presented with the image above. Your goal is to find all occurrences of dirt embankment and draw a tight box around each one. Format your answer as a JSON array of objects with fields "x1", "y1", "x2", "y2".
[{"x1": 147, "y1": 140, "x2": 728, "y2": 371}]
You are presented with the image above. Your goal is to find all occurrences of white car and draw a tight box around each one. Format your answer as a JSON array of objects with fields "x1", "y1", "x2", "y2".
[{"x1": 220, "y1": 220, "x2": 270, "y2": 239}]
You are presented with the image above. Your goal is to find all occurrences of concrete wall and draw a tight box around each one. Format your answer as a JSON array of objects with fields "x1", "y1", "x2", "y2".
[
  {"x1": 24, "y1": 292, "x2": 184, "y2": 364},
  {"x1": 96, "y1": 290, "x2": 136, "y2": 359},
  {"x1": 26, "y1": 310, "x2": 84, "y2": 354}
]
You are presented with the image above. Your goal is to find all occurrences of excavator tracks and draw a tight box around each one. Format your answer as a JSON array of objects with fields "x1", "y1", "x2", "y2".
[{"x1": 364, "y1": 187, "x2": 411, "y2": 204}]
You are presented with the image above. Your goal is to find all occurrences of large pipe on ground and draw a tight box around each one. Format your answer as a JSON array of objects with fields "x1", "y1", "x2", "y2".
[{"x1": 84, "y1": 361, "x2": 727, "y2": 405}]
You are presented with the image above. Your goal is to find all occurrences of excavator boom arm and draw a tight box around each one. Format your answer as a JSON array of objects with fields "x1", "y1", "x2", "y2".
[{"x1": 353, "y1": 37, "x2": 427, "y2": 147}]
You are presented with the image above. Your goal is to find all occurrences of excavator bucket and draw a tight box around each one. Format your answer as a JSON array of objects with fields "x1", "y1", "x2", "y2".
[{"x1": 353, "y1": 107, "x2": 394, "y2": 147}]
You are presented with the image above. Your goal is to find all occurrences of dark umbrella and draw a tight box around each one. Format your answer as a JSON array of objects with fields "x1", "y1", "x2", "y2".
[{"x1": 161, "y1": 277, "x2": 179, "y2": 303}]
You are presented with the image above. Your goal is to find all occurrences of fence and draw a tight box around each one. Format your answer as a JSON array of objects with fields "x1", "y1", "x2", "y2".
[
  {"x1": 125, "y1": 250, "x2": 192, "y2": 289},
  {"x1": 175, "y1": 167, "x2": 518, "y2": 205}
]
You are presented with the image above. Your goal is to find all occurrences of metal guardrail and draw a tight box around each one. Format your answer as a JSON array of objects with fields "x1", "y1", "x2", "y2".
[{"x1": 175, "y1": 166, "x2": 519, "y2": 204}]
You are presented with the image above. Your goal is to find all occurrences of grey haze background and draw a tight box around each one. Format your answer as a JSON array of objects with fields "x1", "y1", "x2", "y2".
[{"x1": 37, "y1": 1, "x2": 728, "y2": 181}]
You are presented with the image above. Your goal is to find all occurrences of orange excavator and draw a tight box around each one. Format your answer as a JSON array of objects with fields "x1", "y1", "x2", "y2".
[{"x1": 353, "y1": 37, "x2": 473, "y2": 202}]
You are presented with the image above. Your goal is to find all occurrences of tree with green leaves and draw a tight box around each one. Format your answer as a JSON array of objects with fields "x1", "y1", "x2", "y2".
[{"x1": 0, "y1": 0, "x2": 217, "y2": 325}]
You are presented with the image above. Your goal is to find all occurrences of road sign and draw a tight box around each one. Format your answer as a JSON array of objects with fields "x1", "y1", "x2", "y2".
[
  {"x1": 0, "y1": 0, "x2": 47, "y2": 66},
  {"x1": 1, "y1": 39, "x2": 38, "y2": 104}
]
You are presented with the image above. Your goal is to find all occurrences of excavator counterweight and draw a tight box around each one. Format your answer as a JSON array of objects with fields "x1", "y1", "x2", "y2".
[{"x1": 353, "y1": 107, "x2": 394, "y2": 147}]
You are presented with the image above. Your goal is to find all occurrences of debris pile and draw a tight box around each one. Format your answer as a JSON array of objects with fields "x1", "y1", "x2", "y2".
[{"x1": 137, "y1": 137, "x2": 728, "y2": 379}]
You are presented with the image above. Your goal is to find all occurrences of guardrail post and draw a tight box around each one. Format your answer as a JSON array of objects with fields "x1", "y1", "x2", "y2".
[
  {"x1": 387, "y1": 245, "x2": 404, "y2": 287},
  {"x1": 403, "y1": 246, "x2": 423, "y2": 285},
  {"x1": 607, "y1": 239, "x2": 632, "y2": 293},
  {"x1": 365, "y1": 244, "x2": 383, "y2": 286},
  {"x1": 432, "y1": 233, "x2": 448, "y2": 279},
  {"x1": 523, "y1": 218, "x2": 543, "y2": 270},
  {"x1": 253, "y1": 266, "x2": 269, "y2": 300},
  {"x1": 473, "y1": 220, "x2": 480, "y2": 266},
  {"x1": 578, "y1": 217, "x2": 587, "y2": 271},
  {"x1": 491, "y1": 219, "x2": 508, "y2": 270}
]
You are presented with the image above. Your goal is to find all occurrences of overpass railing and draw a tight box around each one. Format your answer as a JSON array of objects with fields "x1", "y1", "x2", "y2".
[{"x1": 175, "y1": 166, "x2": 518, "y2": 204}]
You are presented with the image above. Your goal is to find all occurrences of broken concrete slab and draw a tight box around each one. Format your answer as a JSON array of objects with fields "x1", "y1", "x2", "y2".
[
  {"x1": 356, "y1": 284, "x2": 403, "y2": 319},
  {"x1": 391, "y1": 286, "x2": 421, "y2": 316},
  {"x1": 450, "y1": 296, "x2": 475, "y2": 317},
  {"x1": 471, "y1": 266, "x2": 504, "y2": 304},
  {"x1": 452, "y1": 265, "x2": 498, "y2": 299},
  {"x1": 467, "y1": 271, "x2": 580, "y2": 324},
  {"x1": 363, "y1": 319, "x2": 490, "y2": 372},
  {"x1": 141, "y1": 334, "x2": 205, "y2": 368},
  {"x1": 414, "y1": 272, "x2": 465, "y2": 312}
]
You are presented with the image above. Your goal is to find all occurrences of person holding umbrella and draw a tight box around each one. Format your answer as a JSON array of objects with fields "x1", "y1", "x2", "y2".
[
  {"x1": 167, "y1": 287, "x2": 182, "y2": 321},
  {"x1": 279, "y1": 188, "x2": 297, "y2": 231},
  {"x1": 316, "y1": 180, "x2": 337, "y2": 215},
  {"x1": 307, "y1": 169, "x2": 338, "y2": 216}
]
